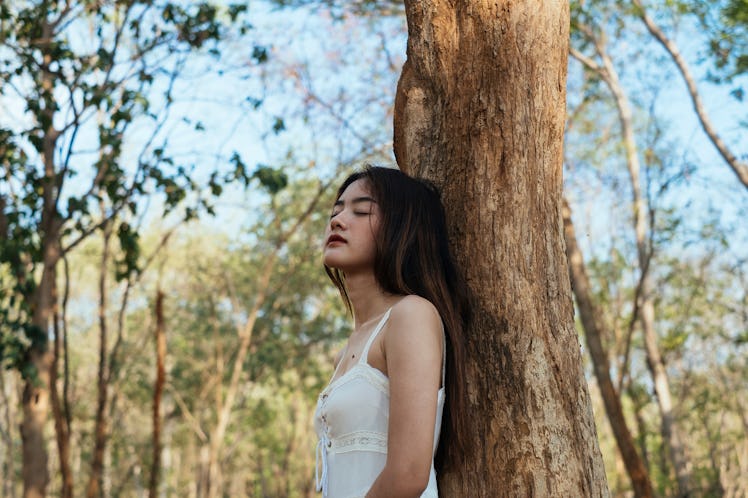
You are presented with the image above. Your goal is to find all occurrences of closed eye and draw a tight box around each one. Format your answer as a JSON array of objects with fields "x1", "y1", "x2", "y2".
[
  {"x1": 330, "y1": 210, "x2": 371, "y2": 218},
  {"x1": 329, "y1": 196, "x2": 376, "y2": 218}
]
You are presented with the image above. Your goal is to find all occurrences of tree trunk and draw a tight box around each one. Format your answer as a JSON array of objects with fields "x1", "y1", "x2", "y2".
[
  {"x1": 563, "y1": 199, "x2": 654, "y2": 498},
  {"x1": 1, "y1": 369, "x2": 18, "y2": 498},
  {"x1": 22, "y1": 17, "x2": 61, "y2": 498},
  {"x1": 197, "y1": 445, "x2": 209, "y2": 498},
  {"x1": 22, "y1": 277, "x2": 55, "y2": 498},
  {"x1": 641, "y1": 293, "x2": 692, "y2": 497},
  {"x1": 86, "y1": 221, "x2": 113, "y2": 498},
  {"x1": 149, "y1": 291, "x2": 166, "y2": 498},
  {"x1": 597, "y1": 30, "x2": 693, "y2": 497},
  {"x1": 394, "y1": 1, "x2": 608, "y2": 495},
  {"x1": 23, "y1": 135, "x2": 59, "y2": 498},
  {"x1": 50, "y1": 281, "x2": 74, "y2": 498},
  {"x1": 571, "y1": 20, "x2": 693, "y2": 495}
]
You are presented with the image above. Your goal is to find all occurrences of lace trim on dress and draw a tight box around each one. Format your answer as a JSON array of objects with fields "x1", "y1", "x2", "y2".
[{"x1": 333, "y1": 430, "x2": 387, "y2": 454}]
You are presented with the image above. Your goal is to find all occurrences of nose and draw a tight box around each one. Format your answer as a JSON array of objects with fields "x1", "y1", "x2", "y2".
[{"x1": 330, "y1": 214, "x2": 345, "y2": 230}]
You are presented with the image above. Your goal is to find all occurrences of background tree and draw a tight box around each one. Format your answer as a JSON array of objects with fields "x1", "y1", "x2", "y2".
[
  {"x1": 565, "y1": 0, "x2": 747, "y2": 494},
  {"x1": 570, "y1": 7, "x2": 693, "y2": 495},
  {"x1": 632, "y1": 0, "x2": 748, "y2": 189},
  {"x1": 0, "y1": 1, "x2": 255, "y2": 496},
  {"x1": 563, "y1": 197, "x2": 654, "y2": 498},
  {"x1": 2, "y1": 2, "x2": 400, "y2": 495}
]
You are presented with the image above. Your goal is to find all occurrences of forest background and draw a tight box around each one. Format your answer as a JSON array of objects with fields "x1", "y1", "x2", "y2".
[{"x1": 0, "y1": 0, "x2": 747, "y2": 497}]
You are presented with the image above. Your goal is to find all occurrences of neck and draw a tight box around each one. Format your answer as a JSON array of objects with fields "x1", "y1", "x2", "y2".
[{"x1": 344, "y1": 271, "x2": 400, "y2": 330}]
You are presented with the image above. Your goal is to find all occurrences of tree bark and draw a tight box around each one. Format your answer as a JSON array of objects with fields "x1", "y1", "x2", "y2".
[
  {"x1": 563, "y1": 199, "x2": 654, "y2": 498},
  {"x1": 394, "y1": 1, "x2": 608, "y2": 495},
  {"x1": 149, "y1": 290, "x2": 166, "y2": 498}
]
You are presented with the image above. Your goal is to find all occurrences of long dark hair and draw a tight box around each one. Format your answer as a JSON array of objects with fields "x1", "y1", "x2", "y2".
[{"x1": 324, "y1": 165, "x2": 471, "y2": 467}]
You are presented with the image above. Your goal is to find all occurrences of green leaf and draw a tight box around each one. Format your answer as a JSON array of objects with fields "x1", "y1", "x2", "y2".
[
  {"x1": 253, "y1": 165, "x2": 288, "y2": 195},
  {"x1": 252, "y1": 45, "x2": 269, "y2": 64}
]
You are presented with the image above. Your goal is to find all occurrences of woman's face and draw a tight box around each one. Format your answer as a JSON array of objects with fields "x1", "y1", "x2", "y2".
[{"x1": 323, "y1": 179, "x2": 380, "y2": 273}]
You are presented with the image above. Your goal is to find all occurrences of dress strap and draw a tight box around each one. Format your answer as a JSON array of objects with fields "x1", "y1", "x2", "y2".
[
  {"x1": 441, "y1": 327, "x2": 446, "y2": 388},
  {"x1": 358, "y1": 308, "x2": 392, "y2": 365}
]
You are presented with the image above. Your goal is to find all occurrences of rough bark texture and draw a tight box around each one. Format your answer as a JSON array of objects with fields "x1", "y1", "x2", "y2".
[
  {"x1": 394, "y1": 1, "x2": 608, "y2": 495},
  {"x1": 563, "y1": 199, "x2": 654, "y2": 498}
]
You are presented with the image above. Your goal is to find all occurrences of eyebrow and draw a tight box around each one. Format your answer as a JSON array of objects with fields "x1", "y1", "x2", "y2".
[{"x1": 333, "y1": 196, "x2": 376, "y2": 206}]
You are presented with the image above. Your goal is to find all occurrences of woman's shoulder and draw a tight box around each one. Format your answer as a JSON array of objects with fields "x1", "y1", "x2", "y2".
[
  {"x1": 383, "y1": 295, "x2": 443, "y2": 374},
  {"x1": 391, "y1": 294, "x2": 439, "y2": 317},
  {"x1": 387, "y1": 295, "x2": 442, "y2": 336}
]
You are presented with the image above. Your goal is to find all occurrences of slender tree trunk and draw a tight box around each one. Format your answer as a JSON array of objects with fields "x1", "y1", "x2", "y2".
[
  {"x1": 641, "y1": 293, "x2": 692, "y2": 496},
  {"x1": 394, "y1": 1, "x2": 608, "y2": 495},
  {"x1": 22, "y1": 271, "x2": 55, "y2": 498},
  {"x1": 86, "y1": 221, "x2": 113, "y2": 498},
  {"x1": 149, "y1": 291, "x2": 166, "y2": 498},
  {"x1": 563, "y1": 198, "x2": 654, "y2": 498},
  {"x1": 571, "y1": 23, "x2": 693, "y2": 496},
  {"x1": 198, "y1": 445, "x2": 210, "y2": 498},
  {"x1": 50, "y1": 279, "x2": 74, "y2": 498},
  {"x1": 604, "y1": 44, "x2": 693, "y2": 498},
  {"x1": 1, "y1": 369, "x2": 18, "y2": 498},
  {"x1": 203, "y1": 183, "x2": 329, "y2": 498}
]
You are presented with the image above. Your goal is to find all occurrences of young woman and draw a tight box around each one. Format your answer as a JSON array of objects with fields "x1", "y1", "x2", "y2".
[{"x1": 314, "y1": 166, "x2": 470, "y2": 498}]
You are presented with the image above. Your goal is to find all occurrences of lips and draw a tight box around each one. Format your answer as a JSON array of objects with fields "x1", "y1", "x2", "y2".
[{"x1": 327, "y1": 234, "x2": 347, "y2": 245}]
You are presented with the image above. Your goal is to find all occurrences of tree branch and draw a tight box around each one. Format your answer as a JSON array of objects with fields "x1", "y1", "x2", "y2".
[
  {"x1": 631, "y1": 0, "x2": 748, "y2": 190},
  {"x1": 167, "y1": 383, "x2": 207, "y2": 442}
]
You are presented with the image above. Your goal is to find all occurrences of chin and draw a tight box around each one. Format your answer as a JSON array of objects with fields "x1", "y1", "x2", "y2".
[{"x1": 323, "y1": 255, "x2": 345, "y2": 269}]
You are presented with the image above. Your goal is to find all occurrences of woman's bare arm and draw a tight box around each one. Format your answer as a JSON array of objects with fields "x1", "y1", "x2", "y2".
[{"x1": 366, "y1": 295, "x2": 443, "y2": 498}]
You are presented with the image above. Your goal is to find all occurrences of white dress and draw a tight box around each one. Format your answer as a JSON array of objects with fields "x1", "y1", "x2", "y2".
[{"x1": 314, "y1": 308, "x2": 445, "y2": 498}]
